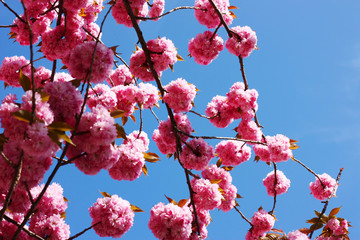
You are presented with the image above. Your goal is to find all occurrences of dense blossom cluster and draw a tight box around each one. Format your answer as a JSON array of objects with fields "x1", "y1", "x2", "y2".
[
  {"x1": 180, "y1": 138, "x2": 215, "y2": 171},
  {"x1": 0, "y1": 0, "x2": 349, "y2": 239},
  {"x1": 89, "y1": 195, "x2": 134, "y2": 238},
  {"x1": 194, "y1": 0, "x2": 233, "y2": 28},
  {"x1": 153, "y1": 114, "x2": 193, "y2": 154},
  {"x1": 163, "y1": 78, "x2": 197, "y2": 113},
  {"x1": 263, "y1": 170, "x2": 291, "y2": 196},
  {"x1": 309, "y1": 173, "x2": 337, "y2": 200},
  {"x1": 215, "y1": 140, "x2": 251, "y2": 166},
  {"x1": 253, "y1": 134, "x2": 293, "y2": 163},
  {"x1": 130, "y1": 37, "x2": 177, "y2": 82},
  {"x1": 225, "y1": 26, "x2": 257, "y2": 58},
  {"x1": 246, "y1": 209, "x2": 275, "y2": 239},
  {"x1": 188, "y1": 31, "x2": 224, "y2": 65},
  {"x1": 148, "y1": 202, "x2": 193, "y2": 240},
  {"x1": 66, "y1": 42, "x2": 114, "y2": 84}
]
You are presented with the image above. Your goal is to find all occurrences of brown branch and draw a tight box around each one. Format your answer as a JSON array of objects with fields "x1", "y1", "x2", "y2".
[
  {"x1": 136, "y1": 6, "x2": 199, "y2": 21},
  {"x1": 238, "y1": 56, "x2": 249, "y2": 90},
  {"x1": 12, "y1": 3, "x2": 115, "y2": 239},
  {"x1": 0, "y1": 151, "x2": 23, "y2": 223},
  {"x1": 292, "y1": 157, "x2": 326, "y2": 189},
  {"x1": 0, "y1": 24, "x2": 16, "y2": 28},
  {"x1": 4, "y1": 214, "x2": 45, "y2": 240},
  {"x1": 0, "y1": 151, "x2": 16, "y2": 168},
  {"x1": 234, "y1": 205, "x2": 252, "y2": 226},
  {"x1": 189, "y1": 110, "x2": 212, "y2": 119},
  {"x1": 269, "y1": 162, "x2": 277, "y2": 215},
  {"x1": 0, "y1": 0, "x2": 26, "y2": 23},
  {"x1": 309, "y1": 168, "x2": 344, "y2": 239},
  {"x1": 150, "y1": 107, "x2": 160, "y2": 123},
  {"x1": 122, "y1": 0, "x2": 202, "y2": 237},
  {"x1": 68, "y1": 222, "x2": 101, "y2": 240}
]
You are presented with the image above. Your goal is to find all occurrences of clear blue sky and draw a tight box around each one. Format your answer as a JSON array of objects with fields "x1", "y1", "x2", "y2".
[{"x1": 0, "y1": 0, "x2": 359, "y2": 239}]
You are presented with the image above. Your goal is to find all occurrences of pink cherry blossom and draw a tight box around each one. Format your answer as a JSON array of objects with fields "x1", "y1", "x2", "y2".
[
  {"x1": 89, "y1": 195, "x2": 134, "y2": 238},
  {"x1": 188, "y1": 30, "x2": 224, "y2": 65},
  {"x1": 180, "y1": 138, "x2": 214, "y2": 171},
  {"x1": 287, "y1": 230, "x2": 310, "y2": 240},
  {"x1": 309, "y1": 173, "x2": 337, "y2": 200},
  {"x1": 215, "y1": 140, "x2": 251, "y2": 166},
  {"x1": 191, "y1": 178, "x2": 222, "y2": 210},
  {"x1": 163, "y1": 78, "x2": 197, "y2": 113},
  {"x1": 225, "y1": 26, "x2": 257, "y2": 58},
  {"x1": 148, "y1": 202, "x2": 193, "y2": 240},
  {"x1": 194, "y1": 0, "x2": 233, "y2": 29},
  {"x1": 263, "y1": 170, "x2": 291, "y2": 196},
  {"x1": 0, "y1": 56, "x2": 31, "y2": 87},
  {"x1": 149, "y1": 0, "x2": 165, "y2": 20}
]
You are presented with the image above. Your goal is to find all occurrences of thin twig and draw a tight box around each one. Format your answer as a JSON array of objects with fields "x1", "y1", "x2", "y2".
[
  {"x1": 150, "y1": 107, "x2": 160, "y2": 123},
  {"x1": 68, "y1": 222, "x2": 101, "y2": 240},
  {"x1": 238, "y1": 56, "x2": 249, "y2": 90},
  {"x1": 137, "y1": 106, "x2": 143, "y2": 138},
  {"x1": 309, "y1": 168, "x2": 344, "y2": 239},
  {"x1": 0, "y1": 0, "x2": 26, "y2": 23},
  {"x1": 123, "y1": 0, "x2": 202, "y2": 237},
  {"x1": 136, "y1": 6, "x2": 199, "y2": 20},
  {"x1": 269, "y1": 162, "x2": 277, "y2": 215},
  {"x1": 4, "y1": 215, "x2": 45, "y2": 240},
  {"x1": 0, "y1": 151, "x2": 23, "y2": 223},
  {"x1": 189, "y1": 110, "x2": 212, "y2": 119},
  {"x1": 292, "y1": 157, "x2": 326, "y2": 189},
  {"x1": 0, "y1": 151, "x2": 16, "y2": 168},
  {"x1": 234, "y1": 205, "x2": 252, "y2": 226},
  {"x1": 0, "y1": 24, "x2": 16, "y2": 28}
]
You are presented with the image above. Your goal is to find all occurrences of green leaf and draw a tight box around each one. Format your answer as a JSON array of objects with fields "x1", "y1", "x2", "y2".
[
  {"x1": 47, "y1": 121, "x2": 74, "y2": 131},
  {"x1": 11, "y1": 110, "x2": 32, "y2": 123},
  {"x1": 19, "y1": 69, "x2": 31, "y2": 91}
]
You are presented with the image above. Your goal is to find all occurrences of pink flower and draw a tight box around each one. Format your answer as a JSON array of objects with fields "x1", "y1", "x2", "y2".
[
  {"x1": 188, "y1": 31, "x2": 224, "y2": 65},
  {"x1": 253, "y1": 134, "x2": 292, "y2": 163},
  {"x1": 326, "y1": 218, "x2": 348, "y2": 236},
  {"x1": 149, "y1": 0, "x2": 165, "y2": 20},
  {"x1": 108, "y1": 65, "x2": 134, "y2": 86},
  {"x1": 87, "y1": 83, "x2": 117, "y2": 110},
  {"x1": 136, "y1": 82, "x2": 160, "y2": 109},
  {"x1": 89, "y1": 195, "x2": 134, "y2": 238},
  {"x1": 148, "y1": 202, "x2": 193, "y2": 240},
  {"x1": 237, "y1": 120, "x2": 262, "y2": 143},
  {"x1": 112, "y1": 0, "x2": 148, "y2": 27},
  {"x1": 263, "y1": 170, "x2": 291, "y2": 196},
  {"x1": 225, "y1": 26, "x2": 257, "y2": 58},
  {"x1": 287, "y1": 230, "x2": 310, "y2": 240},
  {"x1": 194, "y1": 0, "x2": 233, "y2": 28},
  {"x1": 309, "y1": 173, "x2": 337, "y2": 200},
  {"x1": 29, "y1": 213, "x2": 70, "y2": 240},
  {"x1": 201, "y1": 164, "x2": 232, "y2": 189},
  {"x1": 205, "y1": 95, "x2": 238, "y2": 128},
  {"x1": 0, "y1": 56, "x2": 31, "y2": 87},
  {"x1": 215, "y1": 140, "x2": 251, "y2": 166},
  {"x1": 66, "y1": 41, "x2": 113, "y2": 83},
  {"x1": 191, "y1": 178, "x2": 222, "y2": 210},
  {"x1": 251, "y1": 209, "x2": 275, "y2": 235},
  {"x1": 152, "y1": 114, "x2": 193, "y2": 155},
  {"x1": 163, "y1": 78, "x2": 197, "y2": 113},
  {"x1": 227, "y1": 82, "x2": 258, "y2": 118},
  {"x1": 180, "y1": 138, "x2": 214, "y2": 171}
]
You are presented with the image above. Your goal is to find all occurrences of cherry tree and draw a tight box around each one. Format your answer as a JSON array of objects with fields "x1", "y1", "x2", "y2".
[{"x1": 0, "y1": 0, "x2": 353, "y2": 239}]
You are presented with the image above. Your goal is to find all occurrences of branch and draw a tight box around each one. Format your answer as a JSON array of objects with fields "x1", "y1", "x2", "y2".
[
  {"x1": 0, "y1": 151, "x2": 23, "y2": 223},
  {"x1": 122, "y1": 0, "x2": 202, "y2": 237},
  {"x1": 0, "y1": 0, "x2": 26, "y2": 23},
  {"x1": 68, "y1": 222, "x2": 101, "y2": 240},
  {"x1": 3, "y1": 214, "x2": 45, "y2": 240},
  {"x1": 234, "y1": 205, "x2": 252, "y2": 226},
  {"x1": 136, "y1": 6, "x2": 199, "y2": 21},
  {"x1": 238, "y1": 56, "x2": 249, "y2": 90},
  {"x1": 309, "y1": 168, "x2": 344, "y2": 239},
  {"x1": 269, "y1": 162, "x2": 277, "y2": 215},
  {"x1": 0, "y1": 24, "x2": 16, "y2": 28},
  {"x1": 292, "y1": 157, "x2": 326, "y2": 189}
]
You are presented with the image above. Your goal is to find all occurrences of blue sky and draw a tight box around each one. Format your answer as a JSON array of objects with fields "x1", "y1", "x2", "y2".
[{"x1": 0, "y1": 0, "x2": 359, "y2": 239}]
